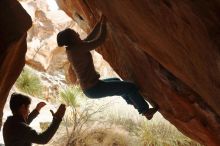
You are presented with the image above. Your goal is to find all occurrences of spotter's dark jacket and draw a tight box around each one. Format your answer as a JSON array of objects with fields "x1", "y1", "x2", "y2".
[{"x1": 3, "y1": 109, "x2": 61, "y2": 146}]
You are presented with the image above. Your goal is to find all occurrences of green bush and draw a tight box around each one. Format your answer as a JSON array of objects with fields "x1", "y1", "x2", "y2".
[
  {"x1": 15, "y1": 68, "x2": 43, "y2": 97},
  {"x1": 59, "y1": 85, "x2": 84, "y2": 107}
]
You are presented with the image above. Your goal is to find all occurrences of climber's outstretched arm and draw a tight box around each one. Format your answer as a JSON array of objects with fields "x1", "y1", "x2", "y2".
[{"x1": 80, "y1": 15, "x2": 107, "y2": 51}]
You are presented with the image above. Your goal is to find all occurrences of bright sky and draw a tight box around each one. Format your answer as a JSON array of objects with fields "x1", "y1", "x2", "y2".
[{"x1": 46, "y1": 0, "x2": 59, "y2": 11}]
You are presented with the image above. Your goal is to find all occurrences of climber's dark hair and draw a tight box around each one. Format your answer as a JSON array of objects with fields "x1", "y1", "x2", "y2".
[
  {"x1": 57, "y1": 28, "x2": 79, "y2": 47},
  {"x1": 10, "y1": 93, "x2": 31, "y2": 114}
]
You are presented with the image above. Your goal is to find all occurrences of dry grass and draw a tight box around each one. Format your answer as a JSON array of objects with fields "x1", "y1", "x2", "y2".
[
  {"x1": 32, "y1": 85, "x2": 203, "y2": 146},
  {"x1": 66, "y1": 127, "x2": 130, "y2": 146},
  {"x1": 135, "y1": 121, "x2": 202, "y2": 146}
]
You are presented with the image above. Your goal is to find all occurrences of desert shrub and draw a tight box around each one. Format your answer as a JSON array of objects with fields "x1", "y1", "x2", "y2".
[
  {"x1": 136, "y1": 121, "x2": 202, "y2": 146},
  {"x1": 15, "y1": 68, "x2": 43, "y2": 97},
  {"x1": 58, "y1": 86, "x2": 110, "y2": 145},
  {"x1": 74, "y1": 128, "x2": 129, "y2": 146},
  {"x1": 65, "y1": 101, "x2": 111, "y2": 146},
  {"x1": 108, "y1": 113, "x2": 138, "y2": 133},
  {"x1": 59, "y1": 85, "x2": 83, "y2": 107},
  {"x1": 107, "y1": 111, "x2": 202, "y2": 146}
]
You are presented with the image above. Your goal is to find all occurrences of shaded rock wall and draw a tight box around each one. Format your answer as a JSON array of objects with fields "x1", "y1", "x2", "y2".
[
  {"x1": 0, "y1": 0, "x2": 32, "y2": 128},
  {"x1": 56, "y1": 0, "x2": 220, "y2": 145}
]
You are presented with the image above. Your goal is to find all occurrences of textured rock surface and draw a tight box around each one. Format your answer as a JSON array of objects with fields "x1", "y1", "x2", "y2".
[
  {"x1": 56, "y1": 0, "x2": 220, "y2": 145},
  {"x1": 0, "y1": 0, "x2": 32, "y2": 128},
  {"x1": 23, "y1": 0, "x2": 70, "y2": 73}
]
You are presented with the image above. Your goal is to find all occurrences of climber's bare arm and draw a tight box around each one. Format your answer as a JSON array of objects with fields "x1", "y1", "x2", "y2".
[
  {"x1": 80, "y1": 15, "x2": 107, "y2": 51},
  {"x1": 83, "y1": 16, "x2": 104, "y2": 42}
]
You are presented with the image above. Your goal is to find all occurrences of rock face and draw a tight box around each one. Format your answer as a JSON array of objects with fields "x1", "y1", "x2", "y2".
[
  {"x1": 0, "y1": 0, "x2": 220, "y2": 145},
  {"x1": 56, "y1": 0, "x2": 220, "y2": 145},
  {"x1": 0, "y1": 0, "x2": 32, "y2": 128},
  {"x1": 23, "y1": 0, "x2": 72, "y2": 73}
]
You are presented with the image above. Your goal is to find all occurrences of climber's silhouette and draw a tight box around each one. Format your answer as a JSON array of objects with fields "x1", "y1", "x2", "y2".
[{"x1": 57, "y1": 15, "x2": 158, "y2": 119}]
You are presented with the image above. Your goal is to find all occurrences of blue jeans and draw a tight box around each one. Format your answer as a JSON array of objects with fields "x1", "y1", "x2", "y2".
[{"x1": 83, "y1": 78, "x2": 149, "y2": 114}]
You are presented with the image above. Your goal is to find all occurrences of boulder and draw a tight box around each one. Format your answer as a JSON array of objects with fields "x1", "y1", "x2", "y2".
[
  {"x1": 0, "y1": 0, "x2": 32, "y2": 128},
  {"x1": 56, "y1": 0, "x2": 220, "y2": 145}
]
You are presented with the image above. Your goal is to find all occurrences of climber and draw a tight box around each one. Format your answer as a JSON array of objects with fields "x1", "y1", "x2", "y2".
[
  {"x1": 3, "y1": 93, "x2": 66, "y2": 146},
  {"x1": 57, "y1": 15, "x2": 158, "y2": 120}
]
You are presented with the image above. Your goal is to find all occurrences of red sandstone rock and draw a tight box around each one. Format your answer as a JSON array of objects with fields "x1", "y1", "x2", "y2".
[
  {"x1": 0, "y1": 0, "x2": 32, "y2": 128},
  {"x1": 56, "y1": 0, "x2": 220, "y2": 145}
]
